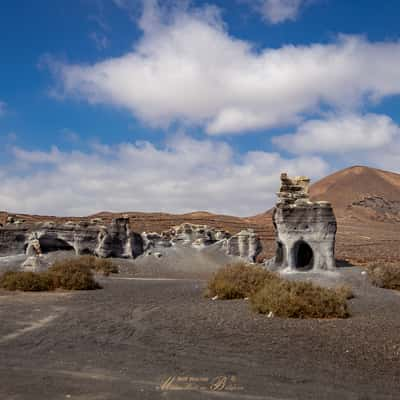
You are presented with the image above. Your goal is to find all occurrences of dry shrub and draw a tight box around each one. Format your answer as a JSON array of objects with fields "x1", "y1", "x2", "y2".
[
  {"x1": 251, "y1": 279, "x2": 349, "y2": 319},
  {"x1": 0, "y1": 256, "x2": 106, "y2": 292},
  {"x1": 63, "y1": 255, "x2": 118, "y2": 276},
  {"x1": 207, "y1": 263, "x2": 350, "y2": 318},
  {"x1": 367, "y1": 263, "x2": 400, "y2": 290},
  {"x1": 49, "y1": 260, "x2": 101, "y2": 290},
  {"x1": 91, "y1": 258, "x2": 118, "y2": 276},
  {"x1": 335, "y1": 284, "x2": 354, "y2": 300},
  {"x1": 207, "y1": 262, "x2": 279, "y2": 299},
  {"x1": 0, "y1": 271, "x2": 54, "y2": 291}
]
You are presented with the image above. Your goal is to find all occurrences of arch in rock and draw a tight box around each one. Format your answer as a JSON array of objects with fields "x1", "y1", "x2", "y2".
[
  {"x1": 38, "y1": 235, "x2": 75, "y2": 254},
  {"x1": 292, "y1": 240, "x2": 314, "y2": 271}
]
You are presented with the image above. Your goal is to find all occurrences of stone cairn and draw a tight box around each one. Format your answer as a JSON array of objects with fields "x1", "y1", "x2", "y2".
[{"x1": 266, "y1": 173, "x2": 337, "y2": 271}]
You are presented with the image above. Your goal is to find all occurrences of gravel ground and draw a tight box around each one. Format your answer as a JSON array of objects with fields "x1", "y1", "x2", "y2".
[{"x1": 0, "y1": 266, "x2": 400, "y2": 400}]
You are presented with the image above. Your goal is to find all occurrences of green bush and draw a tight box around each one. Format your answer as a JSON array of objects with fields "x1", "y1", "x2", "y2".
[
  {"x1": 0, "y1": 271, "x2": 54, "y2": 291},
  {"x1": 250, "y1": 279, "x2": 349, "y2": 319},
  {"x1": 207, "y1": 262, "x2": 279, "y2": 299},
  {"x1": 367, "y1": 263, "x2": 400, "y2": 290}
]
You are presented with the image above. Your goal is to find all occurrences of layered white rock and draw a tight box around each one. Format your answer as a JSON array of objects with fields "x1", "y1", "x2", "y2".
[
  {"x1": 0, "y1": 218, "x2": 262, "y2": 266},
  {"x1": 142, "y1": 223, "x2": 261, "y2": 262},
  {"x1": 266, "y1": 173, "x2": 337, "y2": 271}
]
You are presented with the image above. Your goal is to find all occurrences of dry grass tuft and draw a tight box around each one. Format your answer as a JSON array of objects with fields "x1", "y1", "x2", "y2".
[
  {"x1": 335, "y1": 284, "x2": 355, "y2": 300},
  {"x1": 0, "y1": 271, "x2": 54, "y2": 291},
  {"x1": 72, "y1": 255, "x2": 118, "y2": 276},
  {"x1": 0, "y1": 256, "x2": 112, "y2": 291},
  {"x1": 207, "y1": 263, "x2": 350, "y2": 318},
  {"x1": 206, "y1": 262, "x2": 279, "y2": 299},
  {"x1": 367, "y1": 263, "x2": 400, "y2": 290},
  {"x1": 49, "y1": 260, "x2": 101, "y2": 290},
  {"x1": 250, "y1": 279, "x2": 349, "y2": 319}
]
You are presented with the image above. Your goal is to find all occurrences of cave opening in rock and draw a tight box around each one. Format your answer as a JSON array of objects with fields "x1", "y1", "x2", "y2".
[
  {"x1": 293, "y1": 240, "x2": 314, "y2": 271},
  {"x1": 275, "y1": 241, "x2": 284, "y2": 266},
  {"x1": 39, "y1": 235, "x2": 74, "y2": 254}
]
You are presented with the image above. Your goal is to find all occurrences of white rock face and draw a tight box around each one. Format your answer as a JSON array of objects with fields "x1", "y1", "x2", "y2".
[
  {"x1": 266, "y1": 173, "x2": 337, "y2": 271},
  {"x1": 22, "y1": 255, "x2": 44, "y2": 272},
  {"x1": 223, "y1": 229, "x2": 261, "y2": 262},
  {"x1": 142, "y1": 223, "x2": 262, "y2": 262},
  {"x1": 16, "y1": 217, "x2": 143, "y2": 260},
  {"x1": 1, "y1": 219, "x2": 262, "y2": 264}
]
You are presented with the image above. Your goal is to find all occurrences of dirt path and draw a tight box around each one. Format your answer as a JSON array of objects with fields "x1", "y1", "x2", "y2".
[{"x1": 0, "y1": 269, "x2": 399, "y2": 399}]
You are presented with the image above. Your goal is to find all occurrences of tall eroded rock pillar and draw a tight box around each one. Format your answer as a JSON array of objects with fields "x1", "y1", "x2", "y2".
[{"x1": 267, "y1": 173, "x2": 337, "y2": 271}]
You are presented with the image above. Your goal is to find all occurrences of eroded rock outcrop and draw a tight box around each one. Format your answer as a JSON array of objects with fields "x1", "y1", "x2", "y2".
[
  {"x1": 95, "y1": 217, "x2": 143, "y2": 258},
  {"x1": 224, "y1": 229, "x2": 261, "y2": 262},
  {"x1": 266, "y1": 173, "x2": 337, "y2": 271},
  {"x1": 0, "y1": 217, "x2": 143, "y2": 259},
  {"x1": 0, "y1": 218, "x2": 262, "y2": 264},
  {"x1": 141, "y1": 223, "x2": 261, "y2": 262}
]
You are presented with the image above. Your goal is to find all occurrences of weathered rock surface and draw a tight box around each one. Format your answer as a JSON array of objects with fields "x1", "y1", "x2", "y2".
[
  {"x1": 223, "y1": 229, "x2": 262, "y2": 262},
  {"x1": 266, "y1": 173, "x2": 337, "y2": 271},
  {"x1": 142, "y1": 223, "x2": 261, "y2": 262},
  {"x1": 95, "y1": 217, "x2": 143, "y2": 258},
  {"x1": 0, "y1": 217, "x2": 143, "y2": 259},
  {"x1": 0, "y1": 218, "x2": 261, "y2": 264}
]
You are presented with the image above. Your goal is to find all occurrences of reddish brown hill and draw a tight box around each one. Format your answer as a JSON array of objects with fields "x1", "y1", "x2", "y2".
[
  {"x1": 309, "y1": 166, "x2": 400, "y2": 264},
  {"x1": 310, "y1": 165, "x2": 400, "y2": 219}
]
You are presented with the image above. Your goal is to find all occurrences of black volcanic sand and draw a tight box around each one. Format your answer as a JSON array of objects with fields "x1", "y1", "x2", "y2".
[{"x1": 0, "y1": 265, "x2": 400, "y2": 400}]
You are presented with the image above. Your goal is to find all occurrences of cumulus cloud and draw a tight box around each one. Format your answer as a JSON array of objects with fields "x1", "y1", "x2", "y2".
[
  {"x1": 257, "y1": 0, "x2": 306, "y2": 24},
  {"x1": 273, "y1": 113, "x2": 400, "y2": 154},
  {"x1": 0, "y1": 135, "x2": 328, "y2": 216},
  {"x1": 48, "y1": 1, "x2": 400, "y2": 135}
]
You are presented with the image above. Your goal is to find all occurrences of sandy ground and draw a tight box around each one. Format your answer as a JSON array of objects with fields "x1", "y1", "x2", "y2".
[{"x1": 0, "y1": 261, "x2": 400, "y2": 400}]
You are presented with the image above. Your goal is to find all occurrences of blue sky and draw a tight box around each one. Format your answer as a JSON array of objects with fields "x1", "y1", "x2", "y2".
[{"x1": 1, "y1": 0, "x2": 400, "y2": 216}]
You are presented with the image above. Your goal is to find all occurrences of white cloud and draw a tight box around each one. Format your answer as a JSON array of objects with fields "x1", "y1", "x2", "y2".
[
  {"x1": 0, "y1": 135, "x2": 328, "y2": 216},
  {"x1": 48, "y1": 2, "x2": 400, "y2": 135},
  {"x1": 273, "y1": 113, "x2": 400, "y2": 154},
  {"x1": 257, "y1": 0, "x2": 306, "y2": 24},
  {"x1": 271, "y1": 112, "x2": 400, "y2": 173}
]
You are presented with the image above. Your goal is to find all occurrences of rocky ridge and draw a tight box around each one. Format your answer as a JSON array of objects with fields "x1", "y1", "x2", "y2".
[{"x1": 0, "y1": 216, "x2": 262, "y2": 270}]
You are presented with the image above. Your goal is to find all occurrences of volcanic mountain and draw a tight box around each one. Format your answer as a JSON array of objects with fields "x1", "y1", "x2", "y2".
[
  {"x1": 310, "y1": 165, "x2": 400, "y2": 221},
  {"x1": 309, "y1": 166, "x2": 400, "y2": 264},
  {"x1": 1, "y1": 166, "x2": 400, "y2": 264}
]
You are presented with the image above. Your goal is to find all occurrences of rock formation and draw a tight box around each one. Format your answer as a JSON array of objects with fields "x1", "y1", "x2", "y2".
[
  {"x1": 22, "y1": 233, "x2": 43, "y2": 272},
  {"x1": 0, "y1": 218, "x2": 261, "y2": 263},
  {"x1": 0, "y1": 217, "x2": 143, "y2": 259},
  {"x1": 142, "y1": 223, "x2": 261, "y2": 262},
  {"x1": 226, "y1": 229, "x2": 262, "y2": 261},
  {"x1": 95, "y1": 217, "x2": 143, "y2": 258},
  {"x1": 266, "y1": 173, "x2": 337, "y2": 271}
]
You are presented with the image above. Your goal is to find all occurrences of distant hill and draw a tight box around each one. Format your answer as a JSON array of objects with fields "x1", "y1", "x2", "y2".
[{"x1": 310, "y1": 166, "x2": 400, "y2": 222}]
